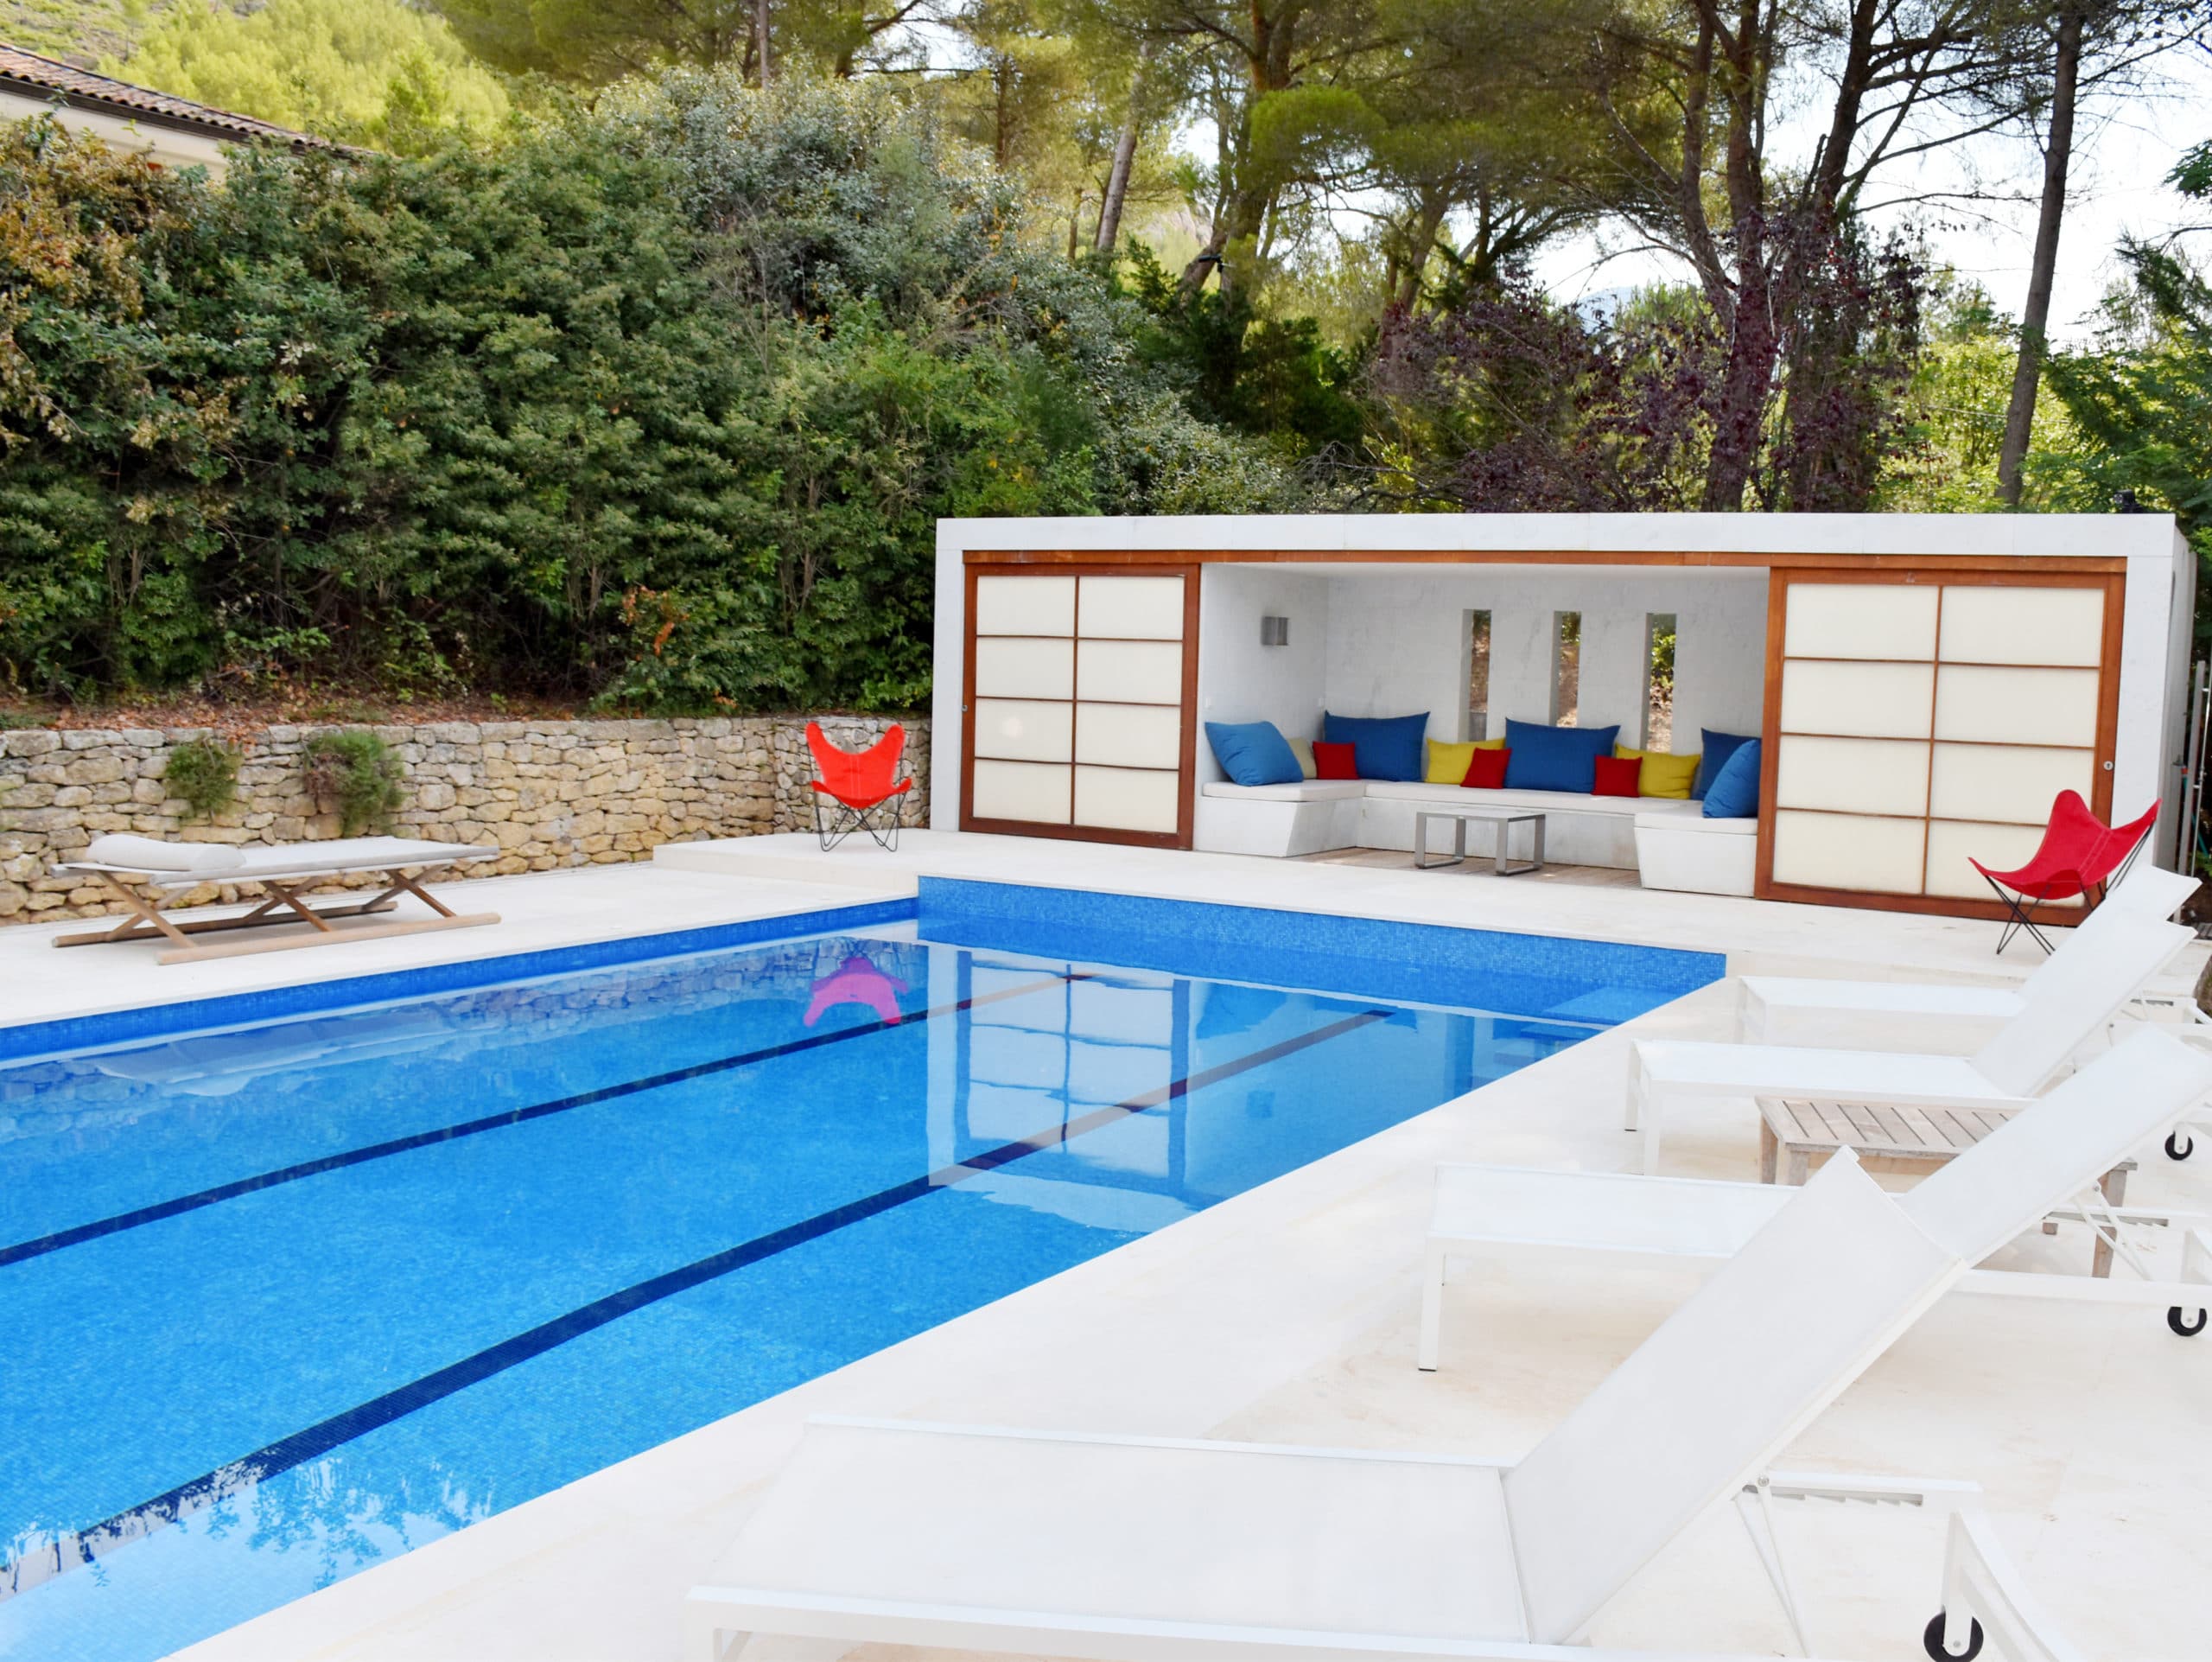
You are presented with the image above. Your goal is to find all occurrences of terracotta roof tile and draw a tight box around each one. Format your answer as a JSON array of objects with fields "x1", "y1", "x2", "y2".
[{"x1": 0, "y1": 41, "x2": 323, "y2": 147}]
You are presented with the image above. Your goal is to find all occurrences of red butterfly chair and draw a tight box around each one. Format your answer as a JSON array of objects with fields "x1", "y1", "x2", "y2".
[
  {"x1": 1971, "y1": 791, "x2": 2158, "y2": 955},
  {"x1": 807, "y1": 722, "x2": 913, "y2": 852}
]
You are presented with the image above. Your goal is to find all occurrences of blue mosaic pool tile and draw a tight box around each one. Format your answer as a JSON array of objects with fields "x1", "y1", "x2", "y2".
[
  {"x1": 0, "y1": 898, "x2": 917, "y2": 1066},
  {"x1": 915, "y1": 878, "x2": 1722, "y2": 1024}
]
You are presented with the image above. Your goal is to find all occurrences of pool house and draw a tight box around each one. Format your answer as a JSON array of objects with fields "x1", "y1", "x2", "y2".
[{"x1": 933, "y1": 512, "x2": 2196, "y2": 914}]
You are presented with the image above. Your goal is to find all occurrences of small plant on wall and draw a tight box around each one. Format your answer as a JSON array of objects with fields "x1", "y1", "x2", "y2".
[
  {"x1": 165, "y1": 737, "x2": 241, "y2": 822},
  {"x1": 304, "y1": 731, "x2": 405, "y2": 836}
]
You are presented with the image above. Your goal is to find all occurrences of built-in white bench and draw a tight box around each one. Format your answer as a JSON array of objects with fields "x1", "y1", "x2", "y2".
[{"x1": 1196, "y1": 778, "x2": 1756, "y2": 895}]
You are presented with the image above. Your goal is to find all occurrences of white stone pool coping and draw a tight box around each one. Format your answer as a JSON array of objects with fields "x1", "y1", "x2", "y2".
[{"x1": 0, "y1": 835, "x2": 2194, "y2": 1660}]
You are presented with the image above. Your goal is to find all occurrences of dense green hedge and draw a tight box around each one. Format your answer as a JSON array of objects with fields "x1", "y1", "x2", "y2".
[{"x1": 0, "y1": 77, "x2": 1284, "y2": 709}]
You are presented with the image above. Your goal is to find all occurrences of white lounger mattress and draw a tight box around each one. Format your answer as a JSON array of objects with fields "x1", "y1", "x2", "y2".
[{"x1": 63, "y1": 837, "x2": 495, "y2": 889}]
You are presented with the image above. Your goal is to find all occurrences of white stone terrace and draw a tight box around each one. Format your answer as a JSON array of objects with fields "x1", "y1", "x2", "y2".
[{"x1": 1, "y1": 834, "x2": 2203, "y2": 1660}]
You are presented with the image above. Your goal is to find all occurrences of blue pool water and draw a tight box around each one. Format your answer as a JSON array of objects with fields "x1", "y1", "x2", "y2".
[{"x1": 0, "y1": 883, "x2": 1717, "y2": 1659}]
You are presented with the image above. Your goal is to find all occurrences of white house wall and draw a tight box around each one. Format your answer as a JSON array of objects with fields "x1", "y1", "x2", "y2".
[
  {"x1": 1194, "y1": 568, "x2": 1332, "y2": 782},
  {"x1": 1317, "y1": 569, "x2": 1769, "y2": 751}
]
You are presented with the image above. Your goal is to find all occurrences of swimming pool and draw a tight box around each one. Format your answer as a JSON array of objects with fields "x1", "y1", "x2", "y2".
[{"x1": 0, "y1": 882, "x2": 1718, "y2": 1659}]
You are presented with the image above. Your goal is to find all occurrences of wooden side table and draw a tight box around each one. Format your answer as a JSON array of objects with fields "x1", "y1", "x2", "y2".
[{"x1": 1758, "y1": 1096, "x2": 2135, "y2": 1277}]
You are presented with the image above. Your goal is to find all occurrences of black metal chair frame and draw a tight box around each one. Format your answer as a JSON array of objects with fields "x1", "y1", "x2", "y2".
[{"x1": 813, "y1": 787, "x2": 908, "y2": 853}]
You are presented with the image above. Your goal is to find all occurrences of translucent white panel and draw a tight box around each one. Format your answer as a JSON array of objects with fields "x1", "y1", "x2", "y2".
[
  {"x1": 1077, "y1": 639, "x2": 1183, "y2": 704},
  {"x1": 1929, "y1": 742, "x2": 2096, "y2": 825},
  {"x1": 1774, "y1": 735, "x2": 1929, "y2": 817},
  {"x1": 967, "y1": 1025, "x2": 1071, "y2": 1088},
  {"x1": 1779, "y1": 659, "x2": 1935, "y2": 738},
  {"x1": 1770, "y1": 810, "x2": 1926, "y2": 894},
  {"x1": 975, "y1": 637, "x2": 1073, "y2": 699},
  {"x1": 962, "y1": 1083, "x2": 1066, "y2": 1142},
  {"x1": 1933, "y1": 665, "x2": 2099, "y2": 747},
  {"x1": 1939, "y1": 586, "x2": 2104, "y2": 666},
  {"x1": 970, "y1": 984, "x2": 1077, "y2": 1035},
  {"x1": 1060, "y1": 1110, "x2": 1170, "y2": 1178},
  {"x1": 1074, "y1": 766, "x2": 1179, "y2": 832},
  {"x1": 971, "y1": 759, "x2": 1071, "y2": 824},
  {"x1": 1923, "y1": 818, "x2": 2083, "y2": 905},
  {"x1": 1067, "y1": 1038, "x2": 1173, "y2": 1105},
  {"x1": 1070, "y1": 981, "x2": 1175, "y2": 1045},
  {"x1": 1783, "y1": 583, "x2": 1938, "y2": 660},
  {"x1": 1077, "y1": 702, "x2": 1181, "y2": 769},
  {"x1": 1079, "y1": 575, "x2": 1185, "y2": 640},
  {"x1": 975, "y1": 574, "x2": 1075, "y2": 636},
  {"x1": 973, "y1": 698, "x2": 1072, "y2": 762}
]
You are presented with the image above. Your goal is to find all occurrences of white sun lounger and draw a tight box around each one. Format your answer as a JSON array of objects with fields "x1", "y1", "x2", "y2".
[
  {"x1": 687, "y1": 1143, "x2": 2012, "y2": 1662},
  {"x1": 1421, "y1": 1028, "x2": 2212, "y2": 1374},
  {"x1": 53, "y1": 836, "x2": 499, "y2": 964},
  {"x1": 1628, "y1": 914, "x2": 2192, "y2": 1174},
  {"x1": 1737, "y1": 863, "x2": 2202, "y2": 1046}
]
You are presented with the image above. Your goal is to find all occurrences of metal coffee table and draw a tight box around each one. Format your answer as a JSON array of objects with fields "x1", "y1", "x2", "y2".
[{"x1": 1413, "y1": 807, "x2": 1547, "y2": 875}]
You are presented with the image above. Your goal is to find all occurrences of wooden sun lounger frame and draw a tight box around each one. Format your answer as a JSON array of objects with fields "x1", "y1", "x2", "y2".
[{"x1": 51, "y1": 850, "x2": 499, "y2": 964}]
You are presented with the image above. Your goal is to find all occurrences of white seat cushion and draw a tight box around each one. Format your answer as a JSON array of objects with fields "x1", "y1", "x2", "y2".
[
  {"x1": 1198, "y1": 780, "x2": 1365, "y2": 802},
  {"x1": 1635, "y1": 808, "x2": 1755, "y2": 834},
  {"x1": 1367, "y1": 781, "x2": 1677, "y2": 818}
]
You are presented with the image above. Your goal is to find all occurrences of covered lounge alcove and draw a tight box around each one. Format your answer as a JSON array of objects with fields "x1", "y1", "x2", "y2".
[{"x1": 930, "y1": 513, "x2": 2196, "y2": 920}]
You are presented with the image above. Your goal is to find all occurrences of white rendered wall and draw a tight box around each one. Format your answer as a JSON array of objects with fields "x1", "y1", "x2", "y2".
[
  {"x1": 0, "y1": 92, "x2": 236, "y2": 175},
  {"x1": 2151, "y1": 526, "x2": 2198, "y2": 863},
  {"x1": 1317, "y1": 569, "x2": 1769, "y2": 751},
  {"x1": 1194, "y1": 568, "x2": 1331, "y2": 782}
]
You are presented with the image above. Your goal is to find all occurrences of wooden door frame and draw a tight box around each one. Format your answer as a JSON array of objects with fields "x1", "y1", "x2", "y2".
[
  {"x1": 1753, "y1": 568, "x2": 2126, "y2": 920},
  {"x1": 959, "y1": 561, "x2": 1201, "y2": 850}
]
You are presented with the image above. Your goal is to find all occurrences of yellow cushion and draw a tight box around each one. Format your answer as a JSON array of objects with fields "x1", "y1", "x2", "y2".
[
  {"x1": 1471, "y1": 737, "x2": 1504, "y2": 749},
  {"x1": 1425, "y1": 740, "x2": 1478, "y2": 783},
  {"x1": 1616, "y1": 743, "x2": 1700, "y2": 799}
]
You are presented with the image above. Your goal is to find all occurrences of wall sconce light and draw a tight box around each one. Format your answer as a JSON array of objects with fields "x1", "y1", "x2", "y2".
[{"x1": 1260, "y1": 615, "x2": 1290, "y2": 646}]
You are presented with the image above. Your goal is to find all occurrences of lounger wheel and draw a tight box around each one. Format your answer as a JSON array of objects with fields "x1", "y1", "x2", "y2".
[
  {"x1": 2167, "y1": 1130, "x2": 2195, "y2": 1160},
  {"x1": 1923, "y1": 1612, "x2": 1984, "y2": 1661},
  {"x1": 2168, "y1": 1305, "x2": 2209, "y2": 1337}
]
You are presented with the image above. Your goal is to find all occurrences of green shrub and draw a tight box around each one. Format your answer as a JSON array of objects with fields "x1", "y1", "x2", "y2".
[
  {"x1": 0, "y1": 89, "x2": 1288, "y2": 711},
  {"x1": 304, "y1": 731, "x2": 404, "y2": 835},
  {"x1": 165, "y1": 737, "x2": 242, "y2": 821}
]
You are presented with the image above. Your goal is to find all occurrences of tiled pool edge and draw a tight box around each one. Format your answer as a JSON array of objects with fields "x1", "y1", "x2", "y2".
[
  {"x1": 1, "y1": 878, "x2": 1726, "y2": 1066},
  {"x1": 918, "y1": 877, "x2": 1726, "y2": 998},
  {"x1": 0, "y1": 898, "x2": 918, "y2": 1065}
]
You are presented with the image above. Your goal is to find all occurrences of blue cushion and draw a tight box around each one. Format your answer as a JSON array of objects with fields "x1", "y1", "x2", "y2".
[
  {"x1": 1205, "y1": 720, "x2": 1303, "y2": 787},
  {"x1": 1702, "y1": 739, "x2": 1763, "y2": 818},
  {"x1": 1693, "y1": 729, "x2": 1758, "y2": 799},
  {"x1": 1322, "y1": 711, "x2": 1428, "y2": 781},
  {"x1": 1502, "y1": 720, "x2": 1621, "y2": 793}
]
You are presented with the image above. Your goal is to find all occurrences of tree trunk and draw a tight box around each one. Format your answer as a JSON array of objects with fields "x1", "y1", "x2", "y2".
[
  {"x1": 1392, "y1": 192, "x2": 1449, "y2": 309},
  {"x1": 1700, "y1": 0, "x2": 1777, "y2": 510},
  {"x1": 1999, "y1": 6, "x2": 2084, "y2": 507},
  {"x1": 1095, "y1": 43, "x2": 1154, "y2": 255},
  {"x1": 756, "y1": 0, "x2": 771, "y2": 87}
]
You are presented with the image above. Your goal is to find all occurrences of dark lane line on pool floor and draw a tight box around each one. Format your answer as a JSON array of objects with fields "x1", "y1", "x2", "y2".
[
  {"x1": 0, "y1": 972, "x2": 1089, "y2": 1272},
  {"x1": 0, "y1": 1006, "x2": 1394, "y2": 1600}
]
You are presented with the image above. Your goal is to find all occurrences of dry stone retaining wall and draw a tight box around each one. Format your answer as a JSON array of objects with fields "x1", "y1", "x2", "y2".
[{"x1": 0, "y1": 714, "x2": 928, "y2": 924}]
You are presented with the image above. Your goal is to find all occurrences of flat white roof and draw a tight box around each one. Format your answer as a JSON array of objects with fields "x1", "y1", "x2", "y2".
[{"x1": 938, "y1": 511, "x2": 2184, "y2": 563}]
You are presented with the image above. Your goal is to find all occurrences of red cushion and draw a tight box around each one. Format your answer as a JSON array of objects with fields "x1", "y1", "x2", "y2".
[
  {"x1": 1313, "y1": 741, "x2": 1358, "y2": 780},
  {"x1": 1592, "y1": 755, "x2": 1642, "y2": 798},
  {"x1": 1460, "y1": 748, "x2": 1510, "y2": 789}
]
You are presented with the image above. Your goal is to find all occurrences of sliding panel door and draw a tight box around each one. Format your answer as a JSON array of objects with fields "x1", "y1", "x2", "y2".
[
  {"x1": 963, "y1": 564, "x2": 1198, "y2": 847},
  {"x1": 1758, "y1": 571, "x2": 2120, "y2": 916}
]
